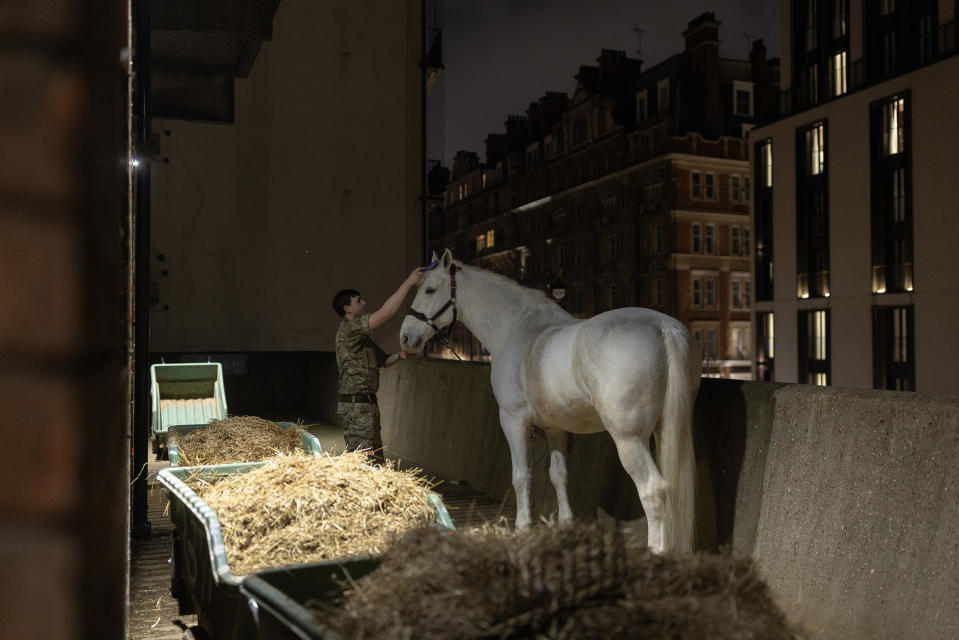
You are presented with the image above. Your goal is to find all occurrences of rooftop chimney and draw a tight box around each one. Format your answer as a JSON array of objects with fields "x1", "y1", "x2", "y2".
[{"x1": 683, "y1": 12, "x2": 721, "y2": 52}]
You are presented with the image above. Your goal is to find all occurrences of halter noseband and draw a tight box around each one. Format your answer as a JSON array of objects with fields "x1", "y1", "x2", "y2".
[{"x1": 406, "y1": 262, "x2": 457, "y2": 338}]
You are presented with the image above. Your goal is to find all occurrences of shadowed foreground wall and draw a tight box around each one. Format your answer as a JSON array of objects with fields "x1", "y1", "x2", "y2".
[
  {"x1": 0, "y1": 2, "x2": 130, "y2": 639},
  {"x1": 380, "y1": 359, "x2": 958, "y2": 640}
]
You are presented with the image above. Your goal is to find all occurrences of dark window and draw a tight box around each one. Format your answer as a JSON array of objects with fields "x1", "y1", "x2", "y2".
[
  {"x1": 798, "y1": 309, "x2": 830, "y2": 385},
  {"x1": 873, "y1": 306, "x2": 915, "y2": 390},
  {"x1": 735, "y1": 89, "x2": 751, "y2": 115},
  {"x1": 754, "y1": 140, "x2": 774, "y2": 301},
  {"x1": 870, "y1": 94, "x2": 913, "y2": 294},
  {"x1": 866, "y1": 0, "x2": 938, "y2": 82},
  {"x1": 832, "y1": 0, "x2": 847, "y2": 38},
  {"x1": 756, "y1": 311, "x2": 775, "y2": 381}
]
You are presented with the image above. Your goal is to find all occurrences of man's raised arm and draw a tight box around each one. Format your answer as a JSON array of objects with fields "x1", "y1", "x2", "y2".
[{"x1": 369, "y1": 267, "x2": 425, "y2": 330}]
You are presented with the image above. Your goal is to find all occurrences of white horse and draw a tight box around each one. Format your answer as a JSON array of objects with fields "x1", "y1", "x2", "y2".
[{"x1": 400, "y1": 249, "x2": 702, "y2": 553}]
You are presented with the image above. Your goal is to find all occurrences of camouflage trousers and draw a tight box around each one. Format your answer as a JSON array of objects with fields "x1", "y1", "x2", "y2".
[{"x1": 336, "y1": 401, "x2": 383, "y2": 460}]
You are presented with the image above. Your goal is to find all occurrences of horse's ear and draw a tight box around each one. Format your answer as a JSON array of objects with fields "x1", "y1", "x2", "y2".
[
  {"x1": 430, "y1": 250, "x2": 439, "y2": 262},
  {"x1": 440, "y1": 248, "x2": 453, "y2": 271}
]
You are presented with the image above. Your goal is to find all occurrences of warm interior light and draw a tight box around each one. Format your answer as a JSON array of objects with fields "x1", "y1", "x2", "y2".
[
  {"x1": 801, "y1": 293, "x2": 810, "y2": 299},
  {"x1": 906, "y1": 286, "x2": 913, "y2": 292},
  {"x1": 824, "y1": 292, "x2": 830, "y2": 297},
  {"x1": 876, "y1": 288, "x2": 886, "y2": 294}
]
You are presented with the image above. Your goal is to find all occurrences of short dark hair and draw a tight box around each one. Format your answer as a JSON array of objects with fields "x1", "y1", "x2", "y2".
[{"x1": 332, "y1": 289, "x2": 360, "y2": 317}]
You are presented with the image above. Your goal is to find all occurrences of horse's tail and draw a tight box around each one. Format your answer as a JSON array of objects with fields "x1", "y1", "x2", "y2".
[{"x1": 657, "y1": 325, "x2": 700, "y2": 552}]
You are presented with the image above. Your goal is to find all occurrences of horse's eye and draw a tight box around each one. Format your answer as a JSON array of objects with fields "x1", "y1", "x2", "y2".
[{"x1": 425, "y1": 287, "x2": 436, "y2": 295}]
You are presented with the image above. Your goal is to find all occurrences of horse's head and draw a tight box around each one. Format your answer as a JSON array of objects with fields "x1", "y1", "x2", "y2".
[{"x1": 400, "y1": 248, "x2": 457, "y2": 354}]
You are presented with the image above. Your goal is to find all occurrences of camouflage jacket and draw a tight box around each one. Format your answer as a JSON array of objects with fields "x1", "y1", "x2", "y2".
[{"x1": 335, "y1": 314, "x2": 389, "y2": 394}]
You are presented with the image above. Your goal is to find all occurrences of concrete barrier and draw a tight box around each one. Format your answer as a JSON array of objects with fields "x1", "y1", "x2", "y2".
[{"x1": 379, "y1": 358, "x2": 959, "y2": 639}]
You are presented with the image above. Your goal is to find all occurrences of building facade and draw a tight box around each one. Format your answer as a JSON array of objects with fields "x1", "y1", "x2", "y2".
[
  {"x1": 750, "y1": 0, "x2": 959, "y2": 393},
  {"x1": 431, "y1": 13, "x2": 779, "y2": 377}
]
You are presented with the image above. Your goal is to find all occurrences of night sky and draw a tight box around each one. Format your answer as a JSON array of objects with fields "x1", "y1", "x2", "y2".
[{"x1": 436, "y1": 0, "x2": 780, "y2": 166}]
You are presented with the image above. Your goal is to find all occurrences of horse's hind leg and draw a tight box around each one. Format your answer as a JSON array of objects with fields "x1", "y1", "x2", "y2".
[
  {"x1": 607, "y1": 431, "x2": 667, "y2": 553},
  {"x1": 544, "y1": 428, "x2": 573, "y2": 522},
  {"x1": 500, "y1": 408, "x2": 533, "y2": 529}
]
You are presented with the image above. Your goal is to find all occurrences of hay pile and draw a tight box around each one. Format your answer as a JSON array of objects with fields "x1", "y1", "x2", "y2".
[
  {"x1": 191, "y1": 452, "x2": 436, "y2": 575},
  {"x1": 173, "y1": 416, "x2": 304, "y2": 466},
  {"x1": 322, "y1": 523, "x2": 795, "y2": 640}
]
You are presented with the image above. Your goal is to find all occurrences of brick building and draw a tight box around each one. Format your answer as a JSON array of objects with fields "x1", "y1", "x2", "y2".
[{"x1": 429, "y1": 13, "x2": 780, "y2": 377}]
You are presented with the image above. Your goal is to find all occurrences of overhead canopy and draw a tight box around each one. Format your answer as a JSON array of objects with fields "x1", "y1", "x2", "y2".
[{"x1": 150, "y1": 0, "x2": 282, "y2": 123}]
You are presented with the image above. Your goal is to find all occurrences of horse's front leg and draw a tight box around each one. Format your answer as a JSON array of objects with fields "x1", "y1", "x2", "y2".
[
  {"x1": 544, "y1": 428, "x2": 573, "y2": 523},
  {"x1": 499, "y1": 408, "x2": 532, "y2": 529}
]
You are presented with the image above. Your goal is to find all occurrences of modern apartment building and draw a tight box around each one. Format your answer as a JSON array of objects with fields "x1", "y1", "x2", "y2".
[
  {"x1": 432, "y1": 13, "x2": 780, "y2": 377},
  {"x1": 750, "y1": 0, "x2": 959, "y2": 392}
]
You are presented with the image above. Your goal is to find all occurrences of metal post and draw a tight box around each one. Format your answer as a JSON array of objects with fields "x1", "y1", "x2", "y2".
[{"x1": 131, "y1": 0, "x2": 152, "y2": 538}]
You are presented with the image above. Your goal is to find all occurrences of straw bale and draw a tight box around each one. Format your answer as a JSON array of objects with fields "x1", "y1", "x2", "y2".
[
  {"x1": 174, "y1": 416, "x2": 304, "y2": 466},
  {"x1": 324, "y1": 522, "x2": 797, "y2": 640},
  {"x1": 192, "y1": 452, "x2": 436, "y2": 575}
]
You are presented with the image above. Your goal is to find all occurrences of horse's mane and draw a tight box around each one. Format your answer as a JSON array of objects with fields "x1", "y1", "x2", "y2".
[{"x1": 457, "y1": 262, "x2": 569, "y2": 319}]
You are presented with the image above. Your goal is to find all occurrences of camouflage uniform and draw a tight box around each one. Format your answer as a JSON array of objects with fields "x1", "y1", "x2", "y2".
[{"x1": 335, "y1": 313, "x2": 389, "y2": 455}]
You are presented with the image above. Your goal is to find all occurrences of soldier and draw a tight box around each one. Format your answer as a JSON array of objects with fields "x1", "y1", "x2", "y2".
[{"x1": 332, "y1": 267, "x2": 426, "y2": 460}]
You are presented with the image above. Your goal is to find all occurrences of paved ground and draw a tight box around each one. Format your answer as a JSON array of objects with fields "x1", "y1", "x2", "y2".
[{"x1": 128, "y1": 418, "x2": 510, "y2": 639}]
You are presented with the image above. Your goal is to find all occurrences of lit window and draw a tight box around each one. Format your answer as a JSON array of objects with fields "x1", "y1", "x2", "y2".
[
  {"x1": 882, "y1": 97, "x2": 905, "y2": 156},
  {"x1": 806, "y1": 123, "x2": 825, "y2": 175},
  {"x1": 760, "y1": 141, "x2": 773, "y2": 188},
  {"x1": 705, "y1": 172, "x2": 715, "y2": 199},
  {"x1": 764, "y1": 313, "x2": 775, "y2": 357},
  {"x1": 892, "y1": 307, "x2": 908, "y2": 363},
  {"x1": 810, "y1": 310, "x2": 827, "y2": 360},
  {"x1": 486, "y1": 229, "x2": 495, "y2": 248},
  {"x1": 692, "y1": 171, "x2": 702, "y2": 198},
  {"x1": 831, "y1": 50, "x2": 847, "y2": 97},
  {"x1": 731, "y1": 327, "x2": 751, "y2": 358}
]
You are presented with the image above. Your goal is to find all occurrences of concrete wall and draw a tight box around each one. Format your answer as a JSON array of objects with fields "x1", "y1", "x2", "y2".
[
  {"x1": 380, "y1": 360, "x2": 959, "y2": 639},
  {"x1": 750, "y1": 54, "x2": 959, "y2": 393},
  {"x1": 149, "y1": 0, "x2": 424, "y2": 354}
]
